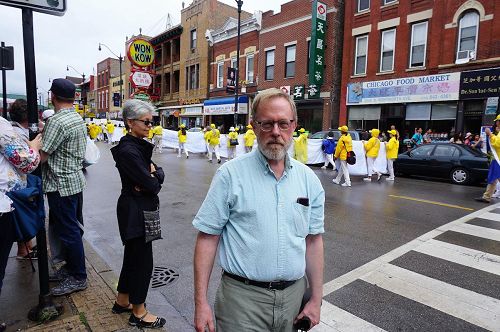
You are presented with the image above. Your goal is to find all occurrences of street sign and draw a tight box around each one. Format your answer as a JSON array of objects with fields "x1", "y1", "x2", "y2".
[
  {"x1": 0, "y1": 45, "x2": 14, "y2": 70},
  {"x1": 0, "y1": 0, "x2": 67, "y2": 16},
  {"x1": 127, "y1": 38, "x2": 155, "y2": 67},
  {"x1": 309, "y1": 0, "x2": 327, "y2": 88},
  {"x1": 130, "y1": 71, "x2": 152, "y2": 88}
]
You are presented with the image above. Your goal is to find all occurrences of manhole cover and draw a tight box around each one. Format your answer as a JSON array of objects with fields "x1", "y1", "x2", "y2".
[{"x1": 151, "y1": 266, "x2": 179, "y2": 288}]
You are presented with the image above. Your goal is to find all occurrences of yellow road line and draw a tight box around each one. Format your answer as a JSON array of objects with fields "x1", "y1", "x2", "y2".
[{"x1": 389, "y1": 195, "x2": 474, "y2": 211}]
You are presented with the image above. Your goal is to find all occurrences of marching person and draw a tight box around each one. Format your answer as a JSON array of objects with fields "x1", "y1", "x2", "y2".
[
  {"x1": 363, "y1": 128, "x2": 381, "y2": 182},
  {"x1": 111, "y1": 100, "x2": 166, "y2": 329},
  {"x1": 476, "y1": 115, "x2": 500, "y2": 203},
  {"x1": 152, "y1": 122, "x2": 163, "y2": 154},
  {"x1": 333, "y1": 125, "x2": 352, "y2": 187},
  {"x1": 203, "y1": 127, "x2": 211, "y2": 159},
  {"x1": 206, "y1": 124, "x2": 221, "y2": 164},
  {"x1": 106, "y1": 120, "x2": 116, "y2": 145},
  {"x1": 294, "y1": 128, "x2": 308, "y2": 164},
  {"x1": 177, "y1": 124, "x2": 189, "y2": 158},
  {"x1": 321, "y1": 131, "x2": 336, "y2": 170},
  {"x1": 385, "y1": 130, "x2": 400, "y2": 181},
  {"x1": 243, "y1": 124, "x2": 256, "y2": 153},
  {"x1": 40, "y1": 78, "x2": 88, "y2": 296},
  {"x1": 193, "y1": 88, "x2": 324, "y2": 332},
  {"x1": 226, "y1": 127, "x2": 238, "y2": 160}
]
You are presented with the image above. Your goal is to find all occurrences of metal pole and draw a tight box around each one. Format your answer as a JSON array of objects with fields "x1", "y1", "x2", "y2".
[
  {"x1": 22, "y1": 8, "x2": 63, "y2": 322},
  {"x1": 234, "y1": 1, "x2": 242, "y2": 127},
  {"x1": 119, "y1": 55, "x2": 123, "y2": 107},
  {"x1": 1, "y1": 42, "x2": 7, "y2": 118}
]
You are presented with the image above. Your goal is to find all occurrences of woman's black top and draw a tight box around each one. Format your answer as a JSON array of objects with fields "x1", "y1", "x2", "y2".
[{"x1": 111, "y1": 134, "x2": 164, "y2": 242}]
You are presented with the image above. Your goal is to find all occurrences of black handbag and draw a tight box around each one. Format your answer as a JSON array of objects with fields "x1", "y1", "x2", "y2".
[
  {"x1": 343, "y1": 140, "x2": 356, "y2": 165},
  {"x1": 144, "y1": 207, "x2": 162, "y2": 243},
  {"x1": 229, "y1": 138, "x2": 239, "y2": 146}
]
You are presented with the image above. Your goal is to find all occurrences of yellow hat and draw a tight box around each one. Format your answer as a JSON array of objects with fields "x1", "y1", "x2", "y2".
[
  {"x1": 246, "y1": 124, "x2": 253, "y2": 129},
  {"x1": 388, "y1": 129, "x2": 397, "y2": 136},
  {"x1": 180, "y1": 124, "x2": 186, "y2": 128},
  {"x1": 299, "y1": 128, "x2": 306, "y2": 133},
  {"x1": 495, "y1": 115, "x2": 500, "y2": 122},
  {"x1": 210, "y1": 123, "x2": 216, "y2": 128},
  {"x1": 235, "y1": 127, "x2": 239, "y2": 131},
  {"x1": 338, "y1": 125, "x2": 348, "y2": 132}
]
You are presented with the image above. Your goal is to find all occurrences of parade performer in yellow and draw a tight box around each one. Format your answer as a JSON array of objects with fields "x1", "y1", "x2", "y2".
[
  {"x1": 243, "y1": 124, "x2": 256, "y2": 153},
  {"x1": 147, "y1": 127, "x2": 154, "y2": 143},
  {"x1": 333, "y1": 125, "x2": 352, "y2": 187},
  {"x1": 226, "y1": 127, "x2": 238, "y2": 160},
  {"x1": 89, "y1": 122, "x2": 100, "y2": 140},
  {"x1": 294, "y1": 128, "x2": 308, "y2": 164},
  {"x1": 106, "y1": 120, "x2": 115, "y2": 145},
  {"x1": 363, "y1": 128, "x2": 381, "y2": 182},
  {"x1": 203, "y1": 127, "x2": 211, "y2": 159},
  {"x1": 177, "y1": 124, "x2": 188, "y2": 158},
  {"x1": 206, "y1": 123, "x2": 221, "y2": 163},
  {"x1": 153, "y1": 122, "x2": 163, "y2": 153},
  {"x1": 385, "y1": 130, "x2": 399, "y2": 181},
  {"x1": 476, "y1": 115, "x2": 500, "y2": 203}
]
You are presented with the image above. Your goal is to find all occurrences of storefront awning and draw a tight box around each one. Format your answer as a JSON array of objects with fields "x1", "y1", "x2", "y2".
[{"x1": 204, "y1": 96, "x2": 249, "y2": 115}]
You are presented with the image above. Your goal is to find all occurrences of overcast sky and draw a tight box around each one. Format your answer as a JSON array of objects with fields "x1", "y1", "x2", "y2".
[{"x1": 0, "y1": 0, "x2": 282, "y2": 100}]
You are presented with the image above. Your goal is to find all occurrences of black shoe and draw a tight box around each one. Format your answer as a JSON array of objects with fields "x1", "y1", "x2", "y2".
[
  {"x1": 217, "y1": 159, "x2": 221, "y2": 164},
  {"x1": 129, "y1": 312, "x2": 166, "y2": 329},
  {"x1": 49, "y1": 266, "x2": 70, "y2": 282},
  {"x1": 474, "y1": 197, "x2": 491, "y2": 203},
  {"x1": 112, "y1": 302, "x2": 133, "y2": 314}
]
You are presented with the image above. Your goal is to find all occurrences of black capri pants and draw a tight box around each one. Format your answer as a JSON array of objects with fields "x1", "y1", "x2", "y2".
[{"x1": 117, "y1": 237, "x2": 153, "y2": 304}]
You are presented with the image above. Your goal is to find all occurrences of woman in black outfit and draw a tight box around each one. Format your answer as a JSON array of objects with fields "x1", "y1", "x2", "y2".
[{"x1": 110, "y1": 99, "x2": 166, "y2": 329}]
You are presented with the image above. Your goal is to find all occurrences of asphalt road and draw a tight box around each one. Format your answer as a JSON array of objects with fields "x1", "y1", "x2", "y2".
[{"x1": 82, "y1": 142, "x2": 499, "y2": 331}]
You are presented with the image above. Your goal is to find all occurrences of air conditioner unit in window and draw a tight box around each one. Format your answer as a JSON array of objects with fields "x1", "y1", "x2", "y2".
[{"x1": 455, "y1": 50, "x2": 476, "y2": 64}]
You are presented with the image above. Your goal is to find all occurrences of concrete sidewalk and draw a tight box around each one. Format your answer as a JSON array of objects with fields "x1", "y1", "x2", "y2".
[{"x1": 1, "y1": 241, "x2": 135, "y2": 332}]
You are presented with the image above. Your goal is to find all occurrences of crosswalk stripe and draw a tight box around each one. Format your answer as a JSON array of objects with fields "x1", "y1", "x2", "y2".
[
  {"x1": 478, "y1": 211, "x2": 500, "y2": 222},
  {"x1": 360, "y1": 263, "x2": 500, "y2": 331},
  {"x1": 451, "y1": 223, "x2": 500, "y2": 242},
  {"x1": 313, "y1": 301, "x2": 386, "y2": 332},
  {"x1": 413, "y1": 239, "x2": 500, "y2": 276}
]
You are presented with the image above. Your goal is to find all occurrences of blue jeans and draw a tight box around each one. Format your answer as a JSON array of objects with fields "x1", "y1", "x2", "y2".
[
  {"x1": 47, "y1": 191, "x2": 86, "y2": 280},
  {"x1": 0, "y1": 212, "x2": 15, "y2": 295}
]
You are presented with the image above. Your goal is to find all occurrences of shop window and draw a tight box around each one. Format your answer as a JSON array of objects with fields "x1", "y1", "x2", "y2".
[
  {"x1": 265, "y1": 49, "x2": 275, "y2": 80},
  {"x1": 358, "y1": 0, "x2": 369, "y2": 12},
  {"x1": 190, "y1": 29, "x2": 197, "y2": 49},
  {"x1": 409, "y1": 22, "x2": 428, "y2": 68},
  {"x1": 457, "y1": 11, "x2": 479, "y2": 61},
  {"x1": 380, "y1": 29, "x2": 396, "y2": 72},
  {"x1": 354, "y1": 35, "x2": 368, "y2": 75},
  {"x1": 246, "y1": 54, "x2": 254, "y2": 83},
  {"x1": 217, "y1": 62, "x2": 224, "y2": 88},
  {"x1": 406, "y1": 103, "x2": 431, "y2": 120},
  {"x1": 348, "y1": 106, "x2": 381, "y2": 130},
  {"x1": 431, "y1": 103, "x2": 457, "y2": 120},
  {"x1": 285, "y1": 45, "x2": 296, "y2": 78}
]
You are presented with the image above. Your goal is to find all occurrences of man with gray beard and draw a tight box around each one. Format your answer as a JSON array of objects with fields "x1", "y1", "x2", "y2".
[{"x1": 193, "y1": 88, "x2": 325, "y2": 332}]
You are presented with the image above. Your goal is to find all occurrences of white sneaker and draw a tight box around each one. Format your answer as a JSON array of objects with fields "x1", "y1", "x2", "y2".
[
  {"x1": 177, "y1": 155, "x2": 181, "y2": 158},
  {"x1": 321, "y1": 166, "x2": 327, "y2": 169},
  {"x1": 341, "y1": 183, "x2": 351, "y2": 187},
  {"x1": 377, "y1": 173, "x2": 382, "y2": 182},
  {"x1": 332, "y1": 179, "x2": 340, "y2": 185},
  {"x1": 492, "y1": 192, "x2": 500, "y2": 198},
  {"x1": 386, "y1": 177, "x2": 395, "y2": 181},
  {"x1": 363, "y1": 177, "x2": 372, "y2": 182}
]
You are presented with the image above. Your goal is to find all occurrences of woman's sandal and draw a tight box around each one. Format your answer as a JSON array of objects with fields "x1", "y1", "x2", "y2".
[
  {"x1": 111, "y1": 302, "x2": 133, "y2": 314},
  {"x1": 128, "y1": 311, "x2": 166, "y2": 329}
]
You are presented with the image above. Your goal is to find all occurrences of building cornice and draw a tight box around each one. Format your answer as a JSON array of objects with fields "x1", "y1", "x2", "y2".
[{"x1": 206, "y1": 11, "x2": 262, "y2": 45}]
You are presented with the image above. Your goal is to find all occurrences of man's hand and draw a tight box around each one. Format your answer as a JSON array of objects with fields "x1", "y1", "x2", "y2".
[
  {"x1": 485, "y1": 128, "x2": 492, "y2": 136},
  {"x1": 194, "y1": 300, "x2": 215, "y2": 332},
  {"x1": 150, "y1": 163, "x2": 156, "y2": 173},
  {"x1": 29, "y1": 134, "x2": 42, "y2": 151},
  {"x1": 295, "y1": 299, "x2": 321, "y2": 330}
]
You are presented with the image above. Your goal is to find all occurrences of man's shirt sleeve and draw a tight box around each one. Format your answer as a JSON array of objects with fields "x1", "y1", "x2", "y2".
[
  {"x1": 192, "y1": 167, "x2": 231, "y2": 235},
  {"x1": 309, "y1": 178, "x2": 325, "y2": 235},
  {"x1": 42, "y1": 120, "x2": 64, "y2": 155}
]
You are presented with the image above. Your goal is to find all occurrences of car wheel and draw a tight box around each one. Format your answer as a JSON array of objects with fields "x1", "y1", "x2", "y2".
[{"x1": 450, "y1": 167, "x2": 469, "y2": 185}]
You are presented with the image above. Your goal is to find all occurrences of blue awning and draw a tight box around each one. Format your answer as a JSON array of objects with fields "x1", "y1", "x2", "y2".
[{"x1": 203, "y1": 95, "x2": 248, "y2": 106}]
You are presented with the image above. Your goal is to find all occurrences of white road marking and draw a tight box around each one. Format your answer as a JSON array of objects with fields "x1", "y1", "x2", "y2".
[
  {"x1": 452, "y1": 223, "x2": 500, "y2": 242},
  {"x1": 360, "y1": 263, "x2": 500, "y2": 331},
  {"x1": 478, "y1": 211, "x2": 500, "y2": 222},
  {"x1": 414, "y1": 239, "x2": 500, "y2": 276},
  {"x1": 312, "y1": 301, "x2": 386, "y2": 332}
]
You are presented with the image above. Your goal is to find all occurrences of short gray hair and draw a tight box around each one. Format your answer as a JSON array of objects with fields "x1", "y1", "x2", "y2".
[
  {"x1": 251, "y1": 88, "x2": 297, "y2": 120},
  {"x1": 122, "y1": 99, "x2": 155, "y2": 129}
]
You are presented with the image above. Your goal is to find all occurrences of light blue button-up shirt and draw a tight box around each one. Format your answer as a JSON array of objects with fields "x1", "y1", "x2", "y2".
[{"x1": 193, "y1": 148, "x2": 325, "y2": 282}]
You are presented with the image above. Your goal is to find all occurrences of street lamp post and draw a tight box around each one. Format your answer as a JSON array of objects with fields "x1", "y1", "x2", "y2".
[
  {"x1": 234, "y1": 0, "x2": 243, "y2": 127},
  {"x1": 99, "y1": 43, "x2": 123, "y2": 108},
  {"x1": 66, "y1": 65, "x2": 85, "y2": 82}
]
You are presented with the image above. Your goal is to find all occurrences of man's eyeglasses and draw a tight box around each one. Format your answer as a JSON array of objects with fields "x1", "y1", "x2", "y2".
[
  {"x1": 254, "y1": 119, "x2": 294, "y2": 132},
  {"x1": 134, "y1": 119, "x2": 154, "y2": 127}
]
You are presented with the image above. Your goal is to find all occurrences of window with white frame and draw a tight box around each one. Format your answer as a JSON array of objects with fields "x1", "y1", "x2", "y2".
[
  {"x1": 105, "y1": 90, "x2": 108, "y2": 108},
  {"x1": 190, "y1": 29, "x2": 197, "y2": 49},
  {"x1": 380, "y1": 29, "x2": 396, "y2": 72},
  {"x1": 354, "y1": 35, "x2": 368, "y2": 75},
  {"x1": 246, "y1": 54, "x2": 254, "y2": 83},
  {"x1": 265, "y1": 50, "x2": 275, "y2": 80},
  {"x1": 285, "y1": 45, "x2": 296, "y2": 78},
  {"x1": 217, "y1": 62, "x2": 224, "y2": 88},
  {"x1": 358, "y1": 0, "x2": 369, "y2": 12},
  {"x1": 410, "y1": 21, "x2": 428, "y2": 67},
  {"x1": 457, "y1": 11, "x2": 479, "y2": 59},
  {"x1": 383, "y1": 0, "x2": 397, "y2": 5},
  {"x1": 231, "y1": 57, "x2": 237, "y2": 70}
]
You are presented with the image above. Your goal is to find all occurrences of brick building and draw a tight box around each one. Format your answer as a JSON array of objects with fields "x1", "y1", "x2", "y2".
[
  {"x1": 96, "y1": 57, "x2": 120, "y2": 118},
  {"x1": 205, "y1": 11, "x2": 261, "y2": 131},
  {"x1": 258, "y1": 0, "x2": 343, "y2": 133},
  {"x1": 340, "y1": 0, "x2": 500, "y2": 140}
]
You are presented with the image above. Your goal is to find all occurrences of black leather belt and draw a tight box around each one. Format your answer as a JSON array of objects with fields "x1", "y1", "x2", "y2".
[{"x1": 223, "y1": 271, "x2": 297, "y2": 290}]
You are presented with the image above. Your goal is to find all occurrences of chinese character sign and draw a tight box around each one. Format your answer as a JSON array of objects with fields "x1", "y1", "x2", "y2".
[
  {"x1": 309, "y1": 0, "x2": 327, "y2": 88},
  {"x1": 459, "y1": 67, "x2": 500, "y2": 100}
]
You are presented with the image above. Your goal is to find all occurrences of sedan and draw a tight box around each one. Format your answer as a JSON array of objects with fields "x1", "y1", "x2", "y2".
[
  {"x1": 310, "y1": 130, "x2": 361, "y2": 140},
  {"x1": 394, "y1": 143, "x2": 489, "y2": 185}
]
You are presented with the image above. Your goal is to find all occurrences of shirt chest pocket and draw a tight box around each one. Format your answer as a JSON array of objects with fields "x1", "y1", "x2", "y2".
[{"x1": 292, "y1": 203, "x2": 309, "y2": 238}]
